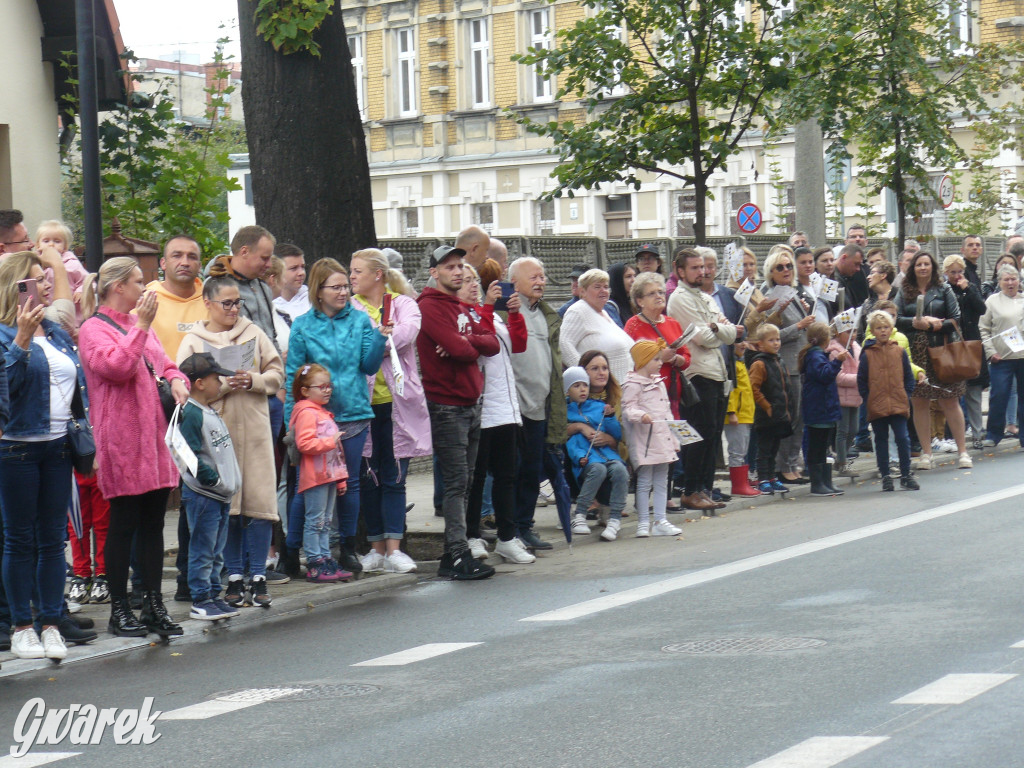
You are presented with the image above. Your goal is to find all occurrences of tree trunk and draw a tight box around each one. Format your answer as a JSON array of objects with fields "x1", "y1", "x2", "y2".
[
  {"x1": 237, "y1": 5, "x2": 376, "y2": 264},
  {"x1": 694, "y1": 174, "x2": 707, "y2": 245}
]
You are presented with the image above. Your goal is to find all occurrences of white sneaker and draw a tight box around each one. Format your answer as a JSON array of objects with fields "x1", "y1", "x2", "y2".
[
  {"x1": 468, "y1": 538, "x2": 489, "y2": 560},
  {"x1": 958, "y1": 451, "x2": 973, "y2": 469},
  {"x1": 360, "y1": 551, "x2": 386, "y2": 573},
  {"x1": 11, "y1": 628, "x2": 45, "y2": 659},
  {"x1": 494, "y1": 537, "x2": 536, "y2": 564},
  {"x1": 635, "y1": 522, "x2": 650, "y2": 538},
  {"x1": 571, "y1": 514, "x2": 590, "y2": 535},
  {"x1": 40, "y1": 626, "x2": 67, "y2": 660},
  {"x1": 384, "y1": 550, "x2": 417, "y2": 573},
  {"x1": 600, "y1": 518, "x2": 621, "y2": 541},
  {"x1": 651, "y1": 519, "x2": 682, "y2": 537},
  {"x1": 916, "y1": 454, "x2": 933, "y2": 471},
  {"x1": 941, "y1": 439, "x2": 958, "y2": 453}
]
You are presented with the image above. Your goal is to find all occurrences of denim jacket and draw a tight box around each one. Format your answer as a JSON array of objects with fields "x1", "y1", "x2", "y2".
[{"x1": 0, "y1": 320, "x2": 88, "y2": 437}]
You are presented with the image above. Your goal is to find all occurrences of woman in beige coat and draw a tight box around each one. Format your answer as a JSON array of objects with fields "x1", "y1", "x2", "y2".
[{"x1": 178, "y1": 276, "x2": 284, "y2": 608}]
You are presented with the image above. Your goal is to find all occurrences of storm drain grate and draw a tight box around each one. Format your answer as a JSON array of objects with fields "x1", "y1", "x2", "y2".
[
  {"x1": 211, "y1": 684, "x2": 381, "y2": 702},
  {"x1": 662, "y1": 637, "x2": 827, "y2": 655}
]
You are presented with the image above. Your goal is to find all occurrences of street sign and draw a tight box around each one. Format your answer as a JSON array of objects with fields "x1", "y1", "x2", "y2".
[
  {"x1": 938, "y1": 175, "x2": 955, "y2": 209},
  {"x1": 736, "y1": 202, "x2": 762, "y2": 233}
]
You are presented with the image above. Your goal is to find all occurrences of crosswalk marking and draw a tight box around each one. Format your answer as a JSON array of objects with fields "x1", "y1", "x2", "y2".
[
  {"x1": 892, "y1": 673, "x2": 1017, "y2": 705},
  {"x1": 159, "y1": 687, "x2": 305, "y2": 720},
  {"x1": 746, "y1": 737, "x2": 888, "y2": 768},
  {"x1": 352, "y1": 642, "x2": 482, "y2": 666},
  {"x1": 0, "y1": 754, "x2": 81, "y2": 767}
]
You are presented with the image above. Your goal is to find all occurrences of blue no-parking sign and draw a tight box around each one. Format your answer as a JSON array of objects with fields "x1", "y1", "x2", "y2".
[{"x1": 736, "y1": 202, "x2": 762, "y2": 234}]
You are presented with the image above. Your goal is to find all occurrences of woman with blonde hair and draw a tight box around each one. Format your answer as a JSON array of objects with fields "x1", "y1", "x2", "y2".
[
  {"x1": 79, "y1": 256, "x2": 189, "y2": 637},
  {"x1": 560, "y1": 268, "x2": 635, "y2": 382}
]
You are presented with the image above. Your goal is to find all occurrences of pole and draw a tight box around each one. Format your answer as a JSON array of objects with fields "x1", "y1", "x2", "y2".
[{"x1": 76, "y1": 0, "x2": 104, "y2": 272}]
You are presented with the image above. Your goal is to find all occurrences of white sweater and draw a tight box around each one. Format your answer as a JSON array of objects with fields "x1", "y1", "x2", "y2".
[
  {"x1": 559, "y1": 300, "x2": 634, "y2": 384},
  {"x1": 979, "y1": 291, "x2": 1024, "y2": 360},
  {"x1": 481, "y1": 313, "x2": 522, "y2": 429}
]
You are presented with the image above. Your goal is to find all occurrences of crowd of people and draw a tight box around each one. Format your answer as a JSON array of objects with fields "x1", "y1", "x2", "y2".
[{"x1": 1, "y1": 206, "x2": 1022, "y2": 661}]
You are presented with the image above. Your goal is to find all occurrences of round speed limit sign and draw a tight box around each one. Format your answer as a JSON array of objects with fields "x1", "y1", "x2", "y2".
[{"x1": 938, "y1": 175, "x2": 955, "y2": 209}]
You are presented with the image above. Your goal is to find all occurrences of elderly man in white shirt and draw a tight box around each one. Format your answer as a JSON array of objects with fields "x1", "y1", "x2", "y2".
[{"x1": 667, "y1": 248, "x2": 744, "y2": 512}]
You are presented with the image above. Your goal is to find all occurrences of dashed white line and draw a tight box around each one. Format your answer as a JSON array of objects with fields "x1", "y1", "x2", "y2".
[
  {"x1": 746, "y1": 736, "x2": 888, "y2": 768},
  {"x1": 892, "y1": 673, "x2": 1017, "y2": 705},
  {"x1": 0, "y1": 754, "x2": 81, "y2": 767},
  {"x1": 521, "y1": 484, "x2": 1024, "y2": 622},
  {"x1": 352, "y1": 642, "x2": 482, "y2": 666},
  {"x1": 1010, "y1": 639, "x2": 1024, "y2": 648},
  {"x1": 159, "y1": 687, "x2": 305, "y2": 720}
]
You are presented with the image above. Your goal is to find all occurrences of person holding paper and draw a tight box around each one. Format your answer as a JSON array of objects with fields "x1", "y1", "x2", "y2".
[
  {"x1": 726, "y1": 247, "x2": 777, "y2": 336},
  {"x1": 178, "y1": 276, "x2": 284, "y2": 609},
  {"x1": 349, "y1": 248, "x2": 430, "y2": 574},
  {"x1": 979, "y1": 264, "x2": 1024, "y2": 447}
]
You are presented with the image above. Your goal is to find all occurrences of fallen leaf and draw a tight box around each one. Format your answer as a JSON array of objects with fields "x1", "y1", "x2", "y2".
[{"x1": 170, "y1": 652, "x2": 182, "y2": 657}]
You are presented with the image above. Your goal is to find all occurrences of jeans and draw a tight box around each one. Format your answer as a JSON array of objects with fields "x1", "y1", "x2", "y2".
[
  {"x1": 182, "y1": 486, "x2": 230, "y2": 602},
  {"x1": 836, "y1": 406, "x2": 859, "y2": 466},
  {"x1": 174, "y1": 495, "x2": 190, "y2": 589},
  {"x1": 0, "y1": 437, "x2": 72, "y2": 626},
  {"x1": 432, "y1": 454, "x2": 444, "y2": 512},
  {"x1": 336, "y1": 425, "x2": 368, "y2": 539},
  {"x1": 962, "y1": 384, "x2": 984, "y2": 438},
  {"x1": 1008, "y1": 380, "x2": 1019, "y2": 426},
  {"x1": 986, "y1": 358, "x2": 1024, "y2": 445},
  {"x1": 106, "y1": 488, "x2": 171, "y2": 600},
  {"x1": 680, "y1": 376, "x2": 727, "y2": 495},
  {"x1": 723, "y1": 422, "x2": 751, "y2": 467},
  {"x1": 636, "y1": 462, "x2": 670, "y2": 524},
  {"x1": 224, "y1": 517, "x2": 273, "y2": 578},
  {"x1": 514, "y1": 416, "x2": 571, "y2": 537},
  {"x1": 428, "y1": 401, "x2": 481, "y2": 555},
  {"x1": 0, "y1": 524, "x2": 9, "y2": 631},
  {"x1": 468, "y1": 423, "x2": 520, "y2": 543},
  {"x1": 871, "y1": 415, "x2": 911, "y2": 477},
  {"x1": 301, "y1": 482, "x2": 336, "y2": 563},
  {"x1": 286, "y1": 464, "x2": 304, "y2": 551},
  {"x1": 575, "y1": 461, "x2": 628, "y2": 521},
  {"x1": 363, "y1": 403, "x2": 409, "y2": 541}
]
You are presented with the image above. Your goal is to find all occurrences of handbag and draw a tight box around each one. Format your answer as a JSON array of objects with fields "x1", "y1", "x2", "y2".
[
  {"x1": 92, "y1": 312, "x2": 177, "y2": 421},
  {"x1": 640, "y1": 314, "x2": 700, "y2": 409},
  {"x1": 927, "y1": 319, "x2": 983, "y2": 383},
  {"x1": 52, "y1": 371, "x2": 95, "y2": 475}
]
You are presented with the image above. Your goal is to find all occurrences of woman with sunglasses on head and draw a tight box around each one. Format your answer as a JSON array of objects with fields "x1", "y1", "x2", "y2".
[
  {"x1": 759, "y1": 249, "x2": 816, "y2": 483},
  {"x1": 178, "y1": 276, "x2": 284, "y2": 607}
]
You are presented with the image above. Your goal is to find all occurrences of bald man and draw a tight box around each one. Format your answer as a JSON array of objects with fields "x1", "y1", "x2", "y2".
[
  {"x1": 455, "y1": 226, "x2": 491, "y2": 270},
  {"x1": 487, "y1": 237, "x2": 509, "y2": 275}
]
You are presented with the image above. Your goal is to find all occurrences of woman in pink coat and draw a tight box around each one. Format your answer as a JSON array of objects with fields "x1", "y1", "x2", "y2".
[
  {"x1": 827, "y1": 329, "x2": 862, "y2": 476},
  {"x1": 349, "y1": 249, "x2": 431, "y2": 574},
  {"x1": 79, "y1": 257, "x2": 189, "y2": 638}
]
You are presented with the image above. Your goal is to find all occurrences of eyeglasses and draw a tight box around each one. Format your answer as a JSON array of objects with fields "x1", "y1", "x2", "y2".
[
  {"x1": 213, "y1": 299, "x2": 244, "y2": 310},
  {"x1": 642, "y1": 290, "x2": 666, "y2": 299},
  {"x1": 2, "y1": 238, "x2": 31, "y2": 248},
  {"x1": 321, "y1": 283, "x2": 350, "y2": 293},
  {"x1": 307, "y1": 384, "x2": 333, "y2": 391},
  {"x1": 774, "y1": 263, "x2": 793, "y2": 272}
]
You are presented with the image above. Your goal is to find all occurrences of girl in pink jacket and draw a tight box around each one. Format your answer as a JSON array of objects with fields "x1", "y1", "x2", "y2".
[
  {"x1": 622, "y1": 340, "x2": 683, "y2": 539},
  {"x1": 827, "y1": 330, "x2": 862, "y2": 476}
]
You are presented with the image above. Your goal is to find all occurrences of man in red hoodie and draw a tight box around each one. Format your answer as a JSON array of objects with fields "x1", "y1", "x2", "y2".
[{"x1": 417, "y1": 245, "x2": 500, "y2": 580}]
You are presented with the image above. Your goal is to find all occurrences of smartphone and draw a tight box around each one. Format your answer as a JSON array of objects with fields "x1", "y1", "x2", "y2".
[
  {"x1": 494, "y1": 281, "x2": 515, "y2": 311},
  {"x1": 17, "y1": 279, "x2": 39, "y2": 308},
  {"x1": 381, "y1": 293, "x2": 393, "y2": 325}
]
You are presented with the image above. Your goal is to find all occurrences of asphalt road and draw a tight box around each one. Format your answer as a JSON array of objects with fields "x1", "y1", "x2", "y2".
[{"x1": 3, "y1": 450, "x2": 1024, "y2": 768}]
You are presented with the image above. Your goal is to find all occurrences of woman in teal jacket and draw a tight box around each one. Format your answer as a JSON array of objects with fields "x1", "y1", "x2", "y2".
[{"x1": 285, "y1": 258, "x2": 387, "y2": 573}]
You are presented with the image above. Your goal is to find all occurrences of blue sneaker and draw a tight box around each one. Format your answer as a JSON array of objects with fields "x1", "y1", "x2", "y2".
[
  {"x1": 211, "y1": 596, "x2": 240, "y2": 618},
  {"x1": 770, "y1": 479, "x2": 789, "y2": 492},
  {"x1": 190, "y1": 599, "x2": 233, "y2": 621},
  {"x1": 757, "y1": 481, "x2": 774, "y2": 495}
]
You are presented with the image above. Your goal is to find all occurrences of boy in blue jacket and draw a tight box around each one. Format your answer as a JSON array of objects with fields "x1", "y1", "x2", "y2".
[{"x1": 564, "y1": 367, "x2": 629, "y2": 541}]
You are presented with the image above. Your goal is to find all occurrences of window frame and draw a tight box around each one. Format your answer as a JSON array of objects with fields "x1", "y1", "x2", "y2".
[
  {"x1": 395, "y1": 26, "x2": 418, "y2": 117},
  {"x1": 349, "y1": 33, "x2": 367, "y2": 120},
  {"x1": 468, "y1": 18, "x2": 491, "y2": 109},
  {"x1": 528, "y1": 9, "x2": 555, "y2": 103}
]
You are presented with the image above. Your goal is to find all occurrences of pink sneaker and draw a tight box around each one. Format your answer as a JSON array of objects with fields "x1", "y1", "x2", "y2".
[
  {"x1": 325, "y1": 558, "x2": 353, "y2": 582},
  {"x1": 306, "y1": 560, "x2": 342, "y2": 583}
]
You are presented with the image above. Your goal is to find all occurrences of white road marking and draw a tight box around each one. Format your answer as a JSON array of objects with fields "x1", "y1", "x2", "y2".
[
  {"x1": 0, "y1": 754, "x2": 81, "y2": 767},
  {"x1": 746, "y1": 737, "x2": 888, "y2": 768},
  {"x1": 159, "y1": 687, "x2": 305, "y2": 720},
  {"x1": 352, "y1": 642, "x2": 482, "y2": 666},
  {"x1": 892, "y1": 673, "x2": 1017, "y2": 705},
  {"x1": 522, "y1": 484, "x2": 1024, "y2": 622},
  {"x1": 1011, "y1": 639, "x2": 1024, "y2": 648}
]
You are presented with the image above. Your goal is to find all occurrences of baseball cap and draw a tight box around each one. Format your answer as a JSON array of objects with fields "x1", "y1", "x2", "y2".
[
  {"x1": 429, "y1": 245, "x2": 467, "y2": 268},
  {"x1": 179, "y1": 352, "x2": 234, "y2": 382},
  {"x1": 568, "y1": 263, "x2": 590, "y2": 280},
  {"x1": 634, "y1": 244, "x2": 661, "y2": 260}
]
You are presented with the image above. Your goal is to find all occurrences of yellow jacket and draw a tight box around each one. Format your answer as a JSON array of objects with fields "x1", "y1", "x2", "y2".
[{"x1": 725, "y1": 360, "x2": 755, "y2": 424}]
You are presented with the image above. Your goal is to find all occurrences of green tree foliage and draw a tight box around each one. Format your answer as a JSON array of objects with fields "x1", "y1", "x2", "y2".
[
  {"x1": 63, "y1": 44, "x2": 242, "y2": 257},
  {"x1": 786, "y1": 0, "x2": 1024, "y2": 248},
  {"x1": 512, "y1": 0, "x2": 823, "y2": 242},
  {"x1": 252, "y1": 0, "x2": 334, "y2": 56}
]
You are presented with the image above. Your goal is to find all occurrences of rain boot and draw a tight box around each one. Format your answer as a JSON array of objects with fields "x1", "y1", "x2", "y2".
[
  {"x1": 809, "y1": 464, "x2": 835, "y2": 497},
  {"x1": 340, "y1": 536, "x2": 363, "y2": 575},
  {"x1": 729, "y1": 465, "x2": 761, "y2": 497},
  {"x1": 824, "y1": 462, "x2": 844, "y2": 495}
]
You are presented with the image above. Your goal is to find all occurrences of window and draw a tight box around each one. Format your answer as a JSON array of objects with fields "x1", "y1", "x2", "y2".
[
  {"x1": 244, "y1": 173, "x2": 253, "y2": 206},
  {"x1": 776, "y1": 182, "x2": 796, "y2": 233},
  {"x1": 598, "y1": 24, "x2": 628, "y2": 98},
  {"x1": 400, "y1": 207, "x2": 420, "y2": 237},
  {"x1": 396, "y1": 27, "x2": 417, "y2": 116},
  {"x1": 535, "y1": 199, "x2": 556, "y2": 235},
  {"x1": 727, "y1": 186, "x2": 752, "y2": 235},
  {"x1": 468, "y1": 19, "x2": 490, "y2": 108},
  {"x1": 948, "y1": 0, "x2": 976, "y2": 52},
  {"x1": 349, "y1": 34, "x2": 367, "y2": 119},
  {"x1": 674, "y1": 189, "x2": 696, "y2": 237},
  {"x1": 763, "y1": 0, "x2": 792, "y2": 32},
  {"x1": 529, "y1": 9, "x2": 554, "y2": 103},
  {"x1": 473, "y1": 203, "x2": 495, "y2": 233},
  {"x1": 603, "y1": 195, "x2": 632, "y2": 239},
  {"x1": 725, "y1": 0, "x2": 746, "y2": 28}
]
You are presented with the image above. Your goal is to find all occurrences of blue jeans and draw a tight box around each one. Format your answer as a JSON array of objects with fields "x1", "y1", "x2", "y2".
[
  {"x1": 224, "y1": 517, "x2": 273, "y2": 578},
  {"x1": 286, "y1": 465, "x2": 305, "y2": 551},
  {"x1": 575, "y1": 461, "x2": 628, "y2": 519},
  {"x1": 514, "y1": 417, "x2": 571, "y2": 536},
  {"x1": 0, "y1": 437, "x2": 72, "y2": 626},
  {"x1": 987, "y1": 358, "x2": 1024, "y2": 445},
  {"x1": 363, "y1": 403, "x2": 409, "y2": 541},
  {"x1": 0, "y1": 524, "x2": 10, "y2": 631},
  {"x1": 871, "y1": 415, "x2": 911, "y2": 477},
  {"x1": 182, "y1": 486, "x2": 230, "y2": 602},
  {"x1": 428, "y1": 401, "x2": 481, "y2": 554},
  {"x1": 336, "y1": 425, "x2": 368, "y2": 539},
  {"x1": 301, "y1": 482, "x2": 336, "y2": 562}
]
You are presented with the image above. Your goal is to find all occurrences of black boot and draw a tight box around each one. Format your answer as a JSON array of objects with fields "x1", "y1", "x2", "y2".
[
  {"x1": 808, "y1": 464, "x2": 834, "y2": 496},
  {"x1": 824, "y1": 463, "x2": 844, "y2": 495},
  {"x1": 339, "y1": 536, "x2": 363, "y2": 575},
  {"x1": 140, "y1": 592, "x2": 183, "y2": 637},
  {"x1": 280, "y1": 543, "x2": 303, "y2": 578},
  {"x1": 108, "y1": 598, "x2": 148, "y2": 637}
]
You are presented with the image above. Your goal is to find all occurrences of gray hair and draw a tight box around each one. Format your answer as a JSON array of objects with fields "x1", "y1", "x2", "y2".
[
  {"x1": 997, "y1": 264, "x2": 1020, "y2": 282},
  {"x1": 578, "y1": 268, "x2": 610, "y2": 291},
  {"x1": 508, "y1": 256, "x2": 544, "y2": 283},
  {"x1": 630, "y1": 271, "x2": 665, "y2": 310},
  {"x1": 694, "y1": 246, "x2": 717, "y2": 262}
]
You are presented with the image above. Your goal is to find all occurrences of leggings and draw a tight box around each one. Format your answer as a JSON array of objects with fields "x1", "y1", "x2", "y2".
[
  {"x1": 106, "y1": 488, "x2": 171, "y2": 600},
  {"x1": 807, "y1": 425, "x2": 836, "y2": 465}
]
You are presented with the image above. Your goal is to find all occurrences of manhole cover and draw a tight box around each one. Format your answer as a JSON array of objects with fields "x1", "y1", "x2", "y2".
[
  {"x1": 662, "y1": 637, "x2": 827, "y2": 655},
  {"x1": 210, "y1": 684, "x2": 381, "y2": 702}
]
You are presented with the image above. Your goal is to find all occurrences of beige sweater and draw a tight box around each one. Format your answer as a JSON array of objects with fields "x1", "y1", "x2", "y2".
[{"x1": 979, "y1": 291, "x2": 1024, "y2": 361}]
